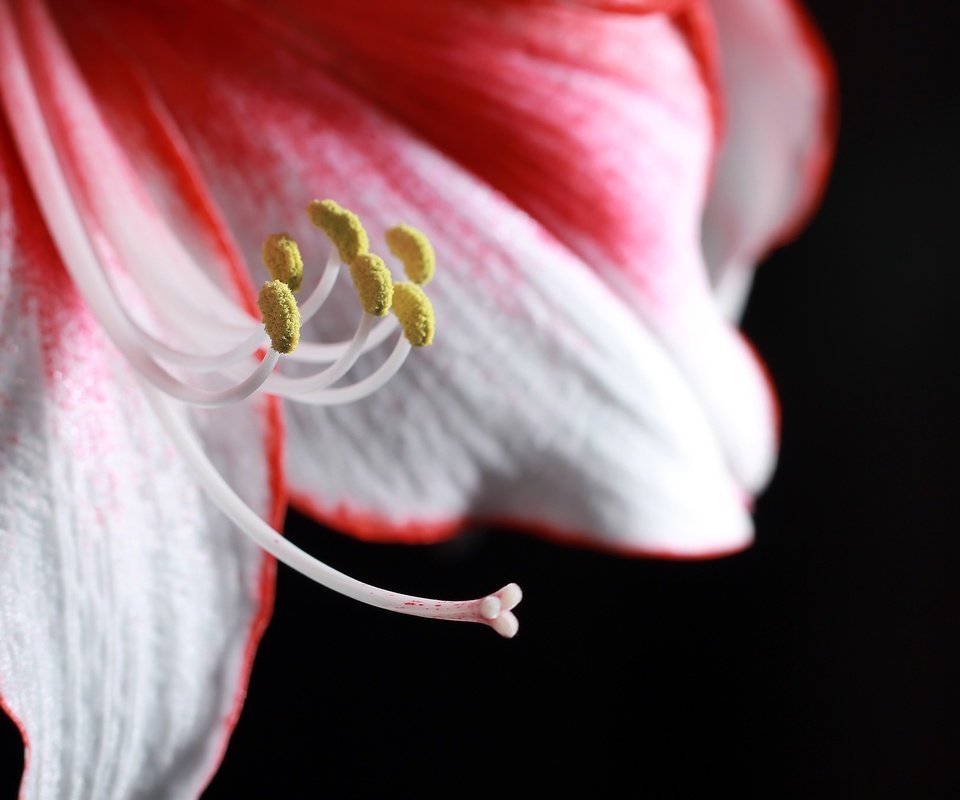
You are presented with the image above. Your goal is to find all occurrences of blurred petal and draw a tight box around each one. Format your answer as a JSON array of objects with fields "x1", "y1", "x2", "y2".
[
  {"x1": 703, "y1": 0, "x2": 838, "y2": 319},
  {"x1": 490, "y1": 0, "x2": 688, "y2": 10},
  {"x1": 0, "y1": 14, "x2": 280, "y2": 798},
  {"x1": 51, "y1": 0, "x2": 758, "y2": 554}
]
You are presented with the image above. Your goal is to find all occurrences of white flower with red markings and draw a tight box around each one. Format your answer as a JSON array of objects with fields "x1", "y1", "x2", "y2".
[{"x1": 0, "y1": 0, "x2": 834, "y2": 796}]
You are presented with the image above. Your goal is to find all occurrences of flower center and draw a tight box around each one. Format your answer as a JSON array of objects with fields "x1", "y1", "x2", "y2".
[{"x1": 0, "y1": 11, "x2": 519, "y2": 634}]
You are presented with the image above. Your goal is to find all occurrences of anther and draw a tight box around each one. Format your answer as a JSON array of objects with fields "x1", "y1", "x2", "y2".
[
  {"x1": 258, "y1": 279, "x2": 301, "y2": 354},
  {"x1": 261, "y1": 233, "x2": 304, "y2": 292},
  {"x1": 308, "y1": 199, "x2": 369, "y2": 265},
  {"x1": 391, "y1": 282, "x2": 435, "y2": 347},
  {"x1": 385, "y1": 224, "x2": 435, "y2": 285},
  {"x1": 350, "y1": 253, "x2": 394, "y2": 317}
]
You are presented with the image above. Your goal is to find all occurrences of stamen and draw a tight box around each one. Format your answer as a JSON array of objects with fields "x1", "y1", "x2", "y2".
[
  {"x1": 391, "y1": 282, "x2": 435, "y2": 347},
  {"x1": 307, "y1": 198, "x2": 369, "y2": 264},
  {"x1": 285, "y1": 249, "x2": 397, "y2": 365},
  {"x1": 296, "y1": 246, "x2": 340, "y2": 322},
  {"x1": 288, "y1": 315, "x2": 395, "y2": 364},
  {"x1": 145, "y1": 385, "x2": 522, "y2": 637},
  {"x1": 263, "y1": 313, "x2": 375, "y2": 396},
  {"x1": 269, "y1": 334, "x2": 410, "y2": 405},
  {"x1": 350, "y1": 253, "x2": 394, "y2": 317},
  {"x1": 386, "y1": 224, "x2": 435, "y2": 285},
  {"x1": 261, "y1": 233, "x2": 304, "y2": 292},
  {"x1": 258, "y1": 280, "x2": 301, "y2": 354},
  {"x1": 141, "y1": 349, "x2": 281, "y2": 408}
]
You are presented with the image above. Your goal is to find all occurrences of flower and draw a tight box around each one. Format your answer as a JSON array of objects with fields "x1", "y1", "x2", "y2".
[{"x1": 0, "y1": 0, "x2": 835, "y2": 797}]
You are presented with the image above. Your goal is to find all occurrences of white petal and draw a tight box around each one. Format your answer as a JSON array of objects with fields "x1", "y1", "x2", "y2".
[
  {"x1": 283, "y1": 150, "x2": 753, "y2": 556},
  {"x1": 0, "y1": 113, "x2": 276, "y2": 798}
]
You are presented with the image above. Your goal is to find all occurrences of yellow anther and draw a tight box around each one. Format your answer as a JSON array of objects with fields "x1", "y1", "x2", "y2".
[
  {"x1": 385, "y1": 224, "x2": 435, "y2": 285},
  {"x1": 261, "y1": 233, "x2": 304, "y2": 292},
  {"x1": 307, "y1": 199, "x2": 369, "y2": 265},
  {"x1": 350, "y1": 253, "x2": 394, "y2": 317},
  {"x1": 391, "y1": 282, "x2": 435, "y2": 347},
  {"x1": 258, "y1": 279, "x2": 301, "y2": 354}
]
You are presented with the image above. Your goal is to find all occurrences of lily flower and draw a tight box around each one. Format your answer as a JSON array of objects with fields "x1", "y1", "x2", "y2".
[{"x1": 0, "y1": 0, "x2": 835, "y2": 797}]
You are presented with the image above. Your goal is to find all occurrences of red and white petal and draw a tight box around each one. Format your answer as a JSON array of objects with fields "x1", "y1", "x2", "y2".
[
  {"x1": 46, "y1": 0, "x2": 777, "y2": 498},
  {"x1": 6, "y1": 0, "x2": 260, "y2": 354},
  {"x1": 253, "y1": 0, "x2": 776, "y2": 494},
  {"x1": 280, "y1": 149, "x2": 756, "y2": 557},
  {"x1": 0, "y1": 93, "x2": 277, "y2": 800},
  {"x1": 703, "y1": 0, "x2": 837, "y2": 319},
  {"x1": 183, "y1": 106, "x2": 755, "y2": 556},
  {"x1": 45, "y1": 0, "x2": 758, "y2": 555}
]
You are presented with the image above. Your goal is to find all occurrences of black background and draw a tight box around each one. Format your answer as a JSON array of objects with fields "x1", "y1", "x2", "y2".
[{"x1": 3, "y1": 1, "x2": 959, "y2": 797}]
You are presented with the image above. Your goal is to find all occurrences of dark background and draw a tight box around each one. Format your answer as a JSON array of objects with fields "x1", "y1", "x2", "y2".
[{"x1": 4, "y1": 1, "x2": 959, "y2": 797}]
